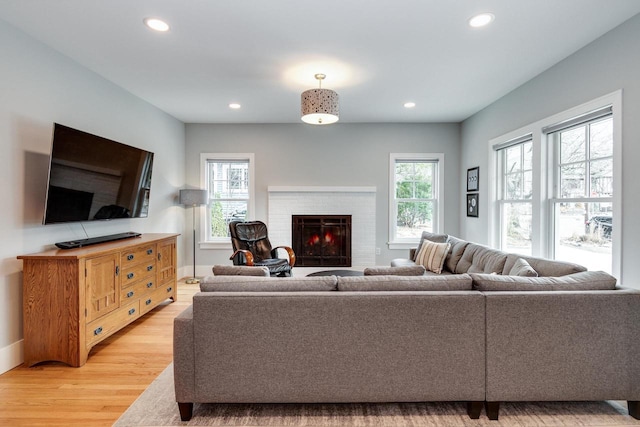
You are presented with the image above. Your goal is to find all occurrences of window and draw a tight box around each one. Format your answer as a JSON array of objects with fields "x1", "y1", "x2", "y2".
[
  {"x1": 388, "y1": 153, "x2": 444, "y2": 249},
  {"x1": 489, "y1": 92, "x2": 620, "y2": 275},
  {"x1": 496, "y1": 136, "x2": 533, "y2": 255},
  {"x1": 200, "y1": 153, "x2": 254, "y2": 246},
  {"x1": 547, "y1": 112, "x2": 613, "y2": 272}
]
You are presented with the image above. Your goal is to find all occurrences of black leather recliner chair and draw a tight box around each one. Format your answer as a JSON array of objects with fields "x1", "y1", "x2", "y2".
[{"x1": 229, "y1": 220, "x2": 296, "y2": 277}]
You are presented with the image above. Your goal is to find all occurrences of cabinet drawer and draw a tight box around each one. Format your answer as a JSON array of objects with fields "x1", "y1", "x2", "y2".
[
  {"x1": 120, "y1": 278, "x2": 155, "y2": 303},
  {"x1": 140, "y1": 285, "x2": 175, "y2": 314},
  {"x1": 121, "y1": 244, "x2": 156, "y2": 268},
  {"x1": 86, "y1": 300, "x2": 140, "y2": 347},
  {"x1": 121, "y1": 262, "x2": 155, "y2": 287}
]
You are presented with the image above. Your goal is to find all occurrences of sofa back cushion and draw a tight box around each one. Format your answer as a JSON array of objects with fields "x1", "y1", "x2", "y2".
[
  {"x1": 337, "y1": 274, "x2": 473, "y2": 291},
  {"x1": 364, "y1": 266, "x2": 426, "y2": 276},
  {"x1": 502, "y1": 254, "x2": 586, "y2": 277},
  {"x1": 212, "y1": 265, "x2": 270, "y2": 276},
  {"x1": 444, "y1": 235, "x2": 470, "y2": 273},
  {"x1": 200, "y1": 275, "x2": 337, "y2": 292},
  {"x1": 455, "y1": 243, "x2": 508, "y2": 275},
  {"x1": 470, "y1": 270, "x2": 617, "y2": 291}
]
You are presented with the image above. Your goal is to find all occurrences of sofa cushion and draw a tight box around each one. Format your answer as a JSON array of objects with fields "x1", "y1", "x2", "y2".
[
  {"x1": 444, "y1": 235, "x2": 470, "y2": 273},
  {"x1": 363, "y1": 266, "x2": 426, "y2": 276},
  {"x1": 508, "y1": 258, "x2": 538, "y2": 277},
  {"x1": 502, "y1": 254, "x2": 587, "y2": 276},
  {"x1": 200, "y1": 275, "x2": 338, "y2": 292},
  {"x1": 470, "y1": 270, "x2": 617, "y2": 291},
  {"x1": 455, "y1": 243, "x2": 508, "y2": 275},
  {"x1": 415, "y1": 240, "x2": 450, "y2": 274},
  {"x1": 413, "y1": 231, "x2": 448, "y2": 261},
  {"x1": 212, "y1": 265, "x2": 270, "y2": 276},
  {"x1": 337, "y1": 274, "x2": 473, "y2": 291}
]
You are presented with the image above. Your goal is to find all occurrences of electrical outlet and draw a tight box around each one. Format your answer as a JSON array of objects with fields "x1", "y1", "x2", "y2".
[{"x1": 375, "y1": 247, "x2": 381, "y2": 255}]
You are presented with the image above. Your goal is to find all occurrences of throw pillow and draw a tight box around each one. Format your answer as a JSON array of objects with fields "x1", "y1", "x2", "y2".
[
  {"x1": 413, "y1": 231, "x2": 449, "y2": 261},
  {"x1": 415, "y1": 240, "x2": 451, "y2": 274},
  {"x1": 508, "y1": 258, "x2": 538, "y2": 277}
]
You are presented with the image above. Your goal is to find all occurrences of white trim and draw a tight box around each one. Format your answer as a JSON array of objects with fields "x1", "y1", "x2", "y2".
[
  {"x1": 388, "y1": 153, "x2": 445, "y2": 248},
  {"x1": 0, "y1": 339, "x2": 23, "y2": 374},
  {"x1": 488, "y1": 90, "x2": 622, "y2": 276},
  {"x1": 199, "y1": 153, "x2": 255, "y2": 246},
  {"x1": 268, "y1": 186, "x2": 376, "y2": 193}
]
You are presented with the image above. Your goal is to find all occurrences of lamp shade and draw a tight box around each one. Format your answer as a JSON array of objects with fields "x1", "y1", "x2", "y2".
[
  {"x1": 179, "y1": 189, "x2": 207, "y2": 206},
  {"x1": 301, "y1": 88, "x2": 340, "y2": 125}
]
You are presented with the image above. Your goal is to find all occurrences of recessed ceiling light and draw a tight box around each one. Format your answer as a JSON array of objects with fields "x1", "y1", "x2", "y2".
[
  {"x1": 229, "y1": 103, "x2": 241, "y2": 109},
  {"x1": 404, "y1": 102, "x2": 416, "y2": 108},
  {"x1": 144, "y1": 18, "x2": 170, "y2": 32},
  {"x1": 469, "y1": 13, "x2": 494, "y2": 28}
]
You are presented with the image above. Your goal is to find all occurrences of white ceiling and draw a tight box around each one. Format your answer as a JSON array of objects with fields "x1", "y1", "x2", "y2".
[{"x1": 1, "y1": 1, "x2": 639, "y2": 124}]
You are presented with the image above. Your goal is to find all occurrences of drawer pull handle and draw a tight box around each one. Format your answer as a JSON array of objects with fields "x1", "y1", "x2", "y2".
[
  {"x1": 147, "y1": 265, "x2": 154, "y2": 271},
  {"x1": 145, "y1": 299, "x2": 152, "y2": 305},
  {"x1": 127, "y1": 291, "x2": 134, "y2": 298},
  {"x1": 128, "y1": 308, "x2": 136, "y2": 316},
  {"x1": 167, "y1": 286, "x2": 173, "y2": 292},
  {"x1": 127, "y1": 254, "x2": 134, "y2": 261},
  {"x1": 147, "y1": 249, "x2": 153, "y2": 255},
  {"x1": 127, "y1": 273, "x2": 134, "y2": 280},
  {"x1": 146, "y1": 282, "x2": 154, "y2": 288},
  {"x1": 94, "y1": 327, "x2": 103, "y2": 336}
]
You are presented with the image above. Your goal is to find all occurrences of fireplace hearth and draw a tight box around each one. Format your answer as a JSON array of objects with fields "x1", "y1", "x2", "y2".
[{"x1": 292, "y1": 215, "x2": 352, "y2": 267}]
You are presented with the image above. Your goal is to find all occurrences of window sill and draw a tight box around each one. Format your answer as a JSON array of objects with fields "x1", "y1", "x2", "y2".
[
  {"x1": 387, "y1": 242, "x2": 418, "y2": 250},
  {"x1": 199, "y1": 241, "x2": 232, "y2": 250}
]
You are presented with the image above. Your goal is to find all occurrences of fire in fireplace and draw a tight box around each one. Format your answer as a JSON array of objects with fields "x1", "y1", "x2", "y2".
[{"x1": 292, "y1": 215, "x2": 352, "y2": 267}]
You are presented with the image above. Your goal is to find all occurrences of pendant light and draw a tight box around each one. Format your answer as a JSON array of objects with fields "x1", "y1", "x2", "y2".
[{"x1": 301, "y1": 74, "x2": 339, "y2": 125}]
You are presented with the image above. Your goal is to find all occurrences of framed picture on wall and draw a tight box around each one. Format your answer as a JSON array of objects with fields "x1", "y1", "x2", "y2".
[
  {"x1": 467, "y1": 193, "x2": 479, "y2": 217},
  {"x1": 467, "y1": 167, "x2": 479, "y2": 192}
]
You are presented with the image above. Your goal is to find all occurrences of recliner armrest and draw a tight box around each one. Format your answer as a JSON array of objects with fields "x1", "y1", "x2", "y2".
[{"x1": 272, "y1": 245, "x2": 296, "y2": 267}]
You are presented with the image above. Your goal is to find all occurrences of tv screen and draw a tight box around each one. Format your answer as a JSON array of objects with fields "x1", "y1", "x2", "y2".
[{"x1": 43, "y1": 123, "x2": 154, "y2": 225}]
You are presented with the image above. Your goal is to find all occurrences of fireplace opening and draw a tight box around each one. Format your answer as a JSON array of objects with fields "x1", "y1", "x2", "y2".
[{"x1": 292, "y1": 215, "x2": 352, "y2": 267}]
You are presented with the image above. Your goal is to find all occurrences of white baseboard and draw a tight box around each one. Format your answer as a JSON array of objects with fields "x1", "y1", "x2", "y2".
[{"x1": 0, "y1": 339, "x2": 24, "y2": 374}]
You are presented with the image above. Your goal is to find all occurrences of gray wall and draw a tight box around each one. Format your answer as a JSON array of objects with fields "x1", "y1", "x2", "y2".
[
  {"x1": 0, "y1": 19, "x2": 186, "y2": 373},
  {"x1": 185, "y1": 123, "x2": 461, "y2": 270},
  {"x1": 460, "y1": 13, "x2": 640, "y2": 286}
]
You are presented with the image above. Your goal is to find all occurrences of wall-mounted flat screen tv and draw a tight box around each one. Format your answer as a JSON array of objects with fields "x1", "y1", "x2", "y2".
[{"x1": 43, "y1": 123, "x2": 154, "y2": 224}]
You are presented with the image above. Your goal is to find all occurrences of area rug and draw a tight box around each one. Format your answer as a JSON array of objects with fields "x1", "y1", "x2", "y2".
[{"x1": 114, "y1": 364, "x2": 640, "y2": 427}]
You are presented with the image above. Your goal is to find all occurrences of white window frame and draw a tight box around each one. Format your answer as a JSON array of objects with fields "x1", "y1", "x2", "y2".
[
  {"x1": 488, "y1": 91, "x2": 622, "y2": 276},
  {"x1": 388, "y1": 153, "x2": 445, "y2": 250},
  {"x1": 199, "y1": 153, "x2": 255, "y2": 249},
  {"x1": 495, "y1": 135, "x2": 534, "y2": 255}
]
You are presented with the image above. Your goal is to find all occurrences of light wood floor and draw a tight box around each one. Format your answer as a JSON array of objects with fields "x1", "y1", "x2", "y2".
[{"x1": 0, "y1": 279, "x2": 199, "y2": 427}]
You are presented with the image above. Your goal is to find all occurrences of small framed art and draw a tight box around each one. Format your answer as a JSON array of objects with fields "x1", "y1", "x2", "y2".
[
  {"x1": 467, "y1": 193, "x2": 479, "y2": 217},
  {"x1": 467, "y1": 167, "x2": 479, "y2": 192}
]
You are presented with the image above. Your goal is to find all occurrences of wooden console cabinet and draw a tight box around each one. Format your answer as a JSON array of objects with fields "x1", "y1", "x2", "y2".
[{"x1": 18, "y1": 233, "x2": 178, "y2": 367}]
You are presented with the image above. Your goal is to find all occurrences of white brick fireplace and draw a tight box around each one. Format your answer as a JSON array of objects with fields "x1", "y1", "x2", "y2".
[{"x1": 267, "y1": 186, "x2": 376, "y2": 267}]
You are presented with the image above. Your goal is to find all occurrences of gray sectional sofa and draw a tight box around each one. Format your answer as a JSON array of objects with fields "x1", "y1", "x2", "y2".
[{"x1": 173, "y1": 234, "x2": 640, "y2": 421}]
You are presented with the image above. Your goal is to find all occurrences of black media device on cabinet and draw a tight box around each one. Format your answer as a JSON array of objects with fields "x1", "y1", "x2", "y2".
[{"x1": 43, "y1": 123, "x2": 154, "y2": 248}]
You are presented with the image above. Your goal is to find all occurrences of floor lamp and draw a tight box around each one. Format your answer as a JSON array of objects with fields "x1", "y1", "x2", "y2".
[{"x1": 180, "y1": 189, "x2": 208, "y2": 284}]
